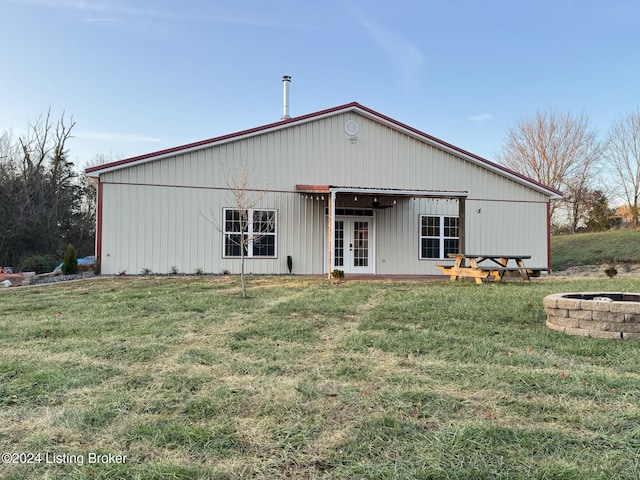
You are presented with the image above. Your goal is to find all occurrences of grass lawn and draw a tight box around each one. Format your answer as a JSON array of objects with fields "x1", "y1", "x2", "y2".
[
  {"x1": 551, "y1": 230, "x2": 640, "y2": 271},
  {"x1": 2, "y1": 275, "x2": 640, "y2": 479}
]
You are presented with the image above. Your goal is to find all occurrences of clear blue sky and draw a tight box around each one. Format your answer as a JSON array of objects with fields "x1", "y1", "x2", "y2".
[{"x1": 1, "y1": 0, "x2": 638, "y2": 169}]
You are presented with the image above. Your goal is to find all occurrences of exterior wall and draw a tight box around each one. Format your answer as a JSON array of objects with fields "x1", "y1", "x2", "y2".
[
  {"x1": 100, "y1": 183, "x2": 328, "y2": 275},
  {"x1": 374, "y1": 197, "x2": 458, "y2": 275},
  {"x1": 97, "y1": 111, "x2": 552, "y2": 275},
  {"x1": 370, "y1": 197, "x2": 548, "y2": 275}
]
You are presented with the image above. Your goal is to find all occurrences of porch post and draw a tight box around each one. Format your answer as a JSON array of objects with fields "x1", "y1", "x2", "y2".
[
  {"x1": 327, "y1": 190, "x2": 336, "y2": 279},
  {"x1": 458, "y1": 197, "x2": 466, "y2": 254}
]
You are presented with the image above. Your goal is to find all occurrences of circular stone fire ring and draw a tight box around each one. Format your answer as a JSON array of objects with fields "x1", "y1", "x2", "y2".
[{"x1": 544, "y1": 292, "x2": 640, "y2": 340}]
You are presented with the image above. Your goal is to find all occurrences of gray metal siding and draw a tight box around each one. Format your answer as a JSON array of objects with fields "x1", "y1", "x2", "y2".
[
  {"x1": 98, "y1": 111, "x2": 551, "y2": 275},
  {"x1": 101, "y1": 113, "x2": 547, "y2": 202},
  {"x1": 100, "y1": 183, "x2": 329, "y2": 275}
]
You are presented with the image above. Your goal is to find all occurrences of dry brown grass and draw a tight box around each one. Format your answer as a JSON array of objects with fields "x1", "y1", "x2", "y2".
[{"x1": 2, "y1": 275, "x2": 640, "y2": 479}]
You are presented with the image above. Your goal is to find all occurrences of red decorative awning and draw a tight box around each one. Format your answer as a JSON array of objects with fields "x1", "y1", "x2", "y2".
[{"x1": 295, "y1": 184, "x2": 331, "y2": 193}]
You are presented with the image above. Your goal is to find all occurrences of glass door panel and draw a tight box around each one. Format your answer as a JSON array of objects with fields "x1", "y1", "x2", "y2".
[
  {"x1": 334, "y1": 220, "x2": 344, "y2": 267},
  {"x1": 352, "y1": 221, "x2": 369, "y2": 267},
  {"x1": 332, "y1": 217, "x2": 373, "y2": 274}
]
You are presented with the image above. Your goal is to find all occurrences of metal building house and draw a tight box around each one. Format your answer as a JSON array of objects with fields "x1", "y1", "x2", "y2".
[{"x1": 85, "y1": 102, "x2": 561, "y2": 277}]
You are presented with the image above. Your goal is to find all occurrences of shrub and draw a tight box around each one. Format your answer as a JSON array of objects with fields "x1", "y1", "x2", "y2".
[
  {"x1": 17, "y1": 254, "x2": 58, "y2": 274},
  {"x1": 331, "y1": 269, "x2": 344, "y2": 283},
  {"x1": 61, "y1": 244, "x2": 78, "y2": 275}
]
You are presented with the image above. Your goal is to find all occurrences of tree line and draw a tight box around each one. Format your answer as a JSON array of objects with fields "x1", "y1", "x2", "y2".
[
  {"x1": 496, "y1": 107, "x2": 640, "y2": 233},
  {"x1": 0, "y1": 110, "x2": 95, "y2": 272}
]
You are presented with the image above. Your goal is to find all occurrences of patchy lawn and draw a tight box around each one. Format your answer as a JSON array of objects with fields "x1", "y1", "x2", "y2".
[{"x1": 2, "y1": 275, "x2": 640, "y2": 479}]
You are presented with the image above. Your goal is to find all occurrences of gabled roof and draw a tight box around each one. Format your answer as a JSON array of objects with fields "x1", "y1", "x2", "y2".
[{"x1": 85, "y1": 102, "x2": 562, "y2": 198}]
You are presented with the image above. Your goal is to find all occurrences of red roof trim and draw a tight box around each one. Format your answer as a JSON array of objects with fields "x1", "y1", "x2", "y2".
[
  {"x1": 352, "y1": 104, "x2": 562, "y2": 197},
  {"x1": 85, "y1": 102, "x2": 561, "y2": 197},
  {"x1": 85, "y1": 103, "x2": 359, "y2": 174}
]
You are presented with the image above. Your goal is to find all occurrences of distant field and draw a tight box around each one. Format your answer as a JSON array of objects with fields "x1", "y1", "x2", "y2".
[
  {"x1": 551, "y1": 230, "x2": 640, "y2": 271},
  {"x1": 3, "y1": 275, "x2": 640, "y2": 479}
]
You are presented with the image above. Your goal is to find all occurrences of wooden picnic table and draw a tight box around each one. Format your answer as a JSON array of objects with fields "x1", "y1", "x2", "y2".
[{"x1": 436, "y1": 254, "x2": 547, "y2": 284}]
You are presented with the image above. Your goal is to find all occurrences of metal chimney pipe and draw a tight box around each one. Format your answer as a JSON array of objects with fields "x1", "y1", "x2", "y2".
[{"x1": 281, "y1": 75, "x2": 291, "y2": 120}]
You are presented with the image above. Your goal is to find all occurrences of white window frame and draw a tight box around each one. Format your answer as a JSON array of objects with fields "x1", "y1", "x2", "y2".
[
  {"x1": 419, "y1": 215, "x2": 459, "y2": 259},
  {"x1": 223, "y1": 208, "x2": 277, "y2": 258}
]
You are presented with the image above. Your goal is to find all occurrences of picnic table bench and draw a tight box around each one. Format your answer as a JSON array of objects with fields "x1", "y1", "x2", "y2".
[{"x1": 436, "y1": 254, "x2": 548, "y2": 284}]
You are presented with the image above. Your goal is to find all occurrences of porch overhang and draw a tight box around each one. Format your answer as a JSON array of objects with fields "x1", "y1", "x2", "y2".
[{"x1": 295, "y1": 184, "x2": 468, "y2": 199}]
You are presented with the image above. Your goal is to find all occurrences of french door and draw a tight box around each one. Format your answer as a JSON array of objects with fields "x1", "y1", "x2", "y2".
[{"x1": 333, "y1": 217, "x2": 374, "y2": 274}]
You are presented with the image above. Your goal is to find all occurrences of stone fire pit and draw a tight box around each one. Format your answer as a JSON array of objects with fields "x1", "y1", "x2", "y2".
[{"x1": 544, "y1": 292, "x2": 640, "y2": 340}]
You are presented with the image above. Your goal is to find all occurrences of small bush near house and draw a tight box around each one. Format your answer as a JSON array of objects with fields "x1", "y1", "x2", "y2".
[
  {"x1": 331, "y1": 269, "x2": 344, "y2": 283},
  {"x1": 61, "y1": 244, "x2": 78, "y2": 275},
  {"x1": 17, "y1": 254, "x2": 58, "y2": 274}
]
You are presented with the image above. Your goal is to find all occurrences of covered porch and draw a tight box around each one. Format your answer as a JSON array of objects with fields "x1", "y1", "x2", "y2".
[{"x1": 295, "y1": 185, "x2": 469, "y2": 279}]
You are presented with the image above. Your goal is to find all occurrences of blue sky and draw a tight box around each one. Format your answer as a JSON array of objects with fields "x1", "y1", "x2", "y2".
[{"x1": 1, "y1": 0, "x2": 639, "y2": 169}]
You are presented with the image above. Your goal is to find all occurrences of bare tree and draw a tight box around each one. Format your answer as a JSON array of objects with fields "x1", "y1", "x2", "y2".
[
  {"x1": 604, "y1": 108, "x2": 640, "y2": 228},
  {"x1": 220, "y1": 160, "x2": 275, "y2": 298},
  {"x1": 563, "y1": 176, "x2": 600, "y2": 233},
  {"x1": 0, "y1": 131, "x2": 22, "y2": 261},
  {"x1": 85, "y1": 151, "x2": 123, "y2": 169},
  {"x1": 496, "y1": 109, "x2": 602, "y2": 229},
  {"x1": 0, "y1": 109, "x2": 95, "y2": 269}
]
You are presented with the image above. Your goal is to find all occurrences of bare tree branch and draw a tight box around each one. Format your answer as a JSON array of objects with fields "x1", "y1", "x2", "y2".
[
  {"x1": 496, "y1": 109, "x2": 602, "y2": 230},
  {"x1": 604, "y1": 108, "x2": 640, "y2": 227}
]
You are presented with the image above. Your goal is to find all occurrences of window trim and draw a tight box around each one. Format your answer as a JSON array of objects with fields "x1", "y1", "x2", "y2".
[
  {"x1": 419, "y1": 214, "x2": 459, "y2": 260},
  {"x1": 222, "y1": 208, "x2": 277, "y2": 258}
]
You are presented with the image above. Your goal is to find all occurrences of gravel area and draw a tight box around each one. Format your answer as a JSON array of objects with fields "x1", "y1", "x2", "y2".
[
  {"x1": 32, "y1": 272, "x2": 97, "y2": 285},
  {"x1": 547, "y1": 263, "x2": 640, "y2": 279}
]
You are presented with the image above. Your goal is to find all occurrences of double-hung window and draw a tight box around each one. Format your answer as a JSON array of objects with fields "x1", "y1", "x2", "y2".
[
  {"x1": 420, "y1": 215, "x2": 459, "y2": 259},
  {"x1": 223, "y1": 208, "x2": 277, "y2": 258}
]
